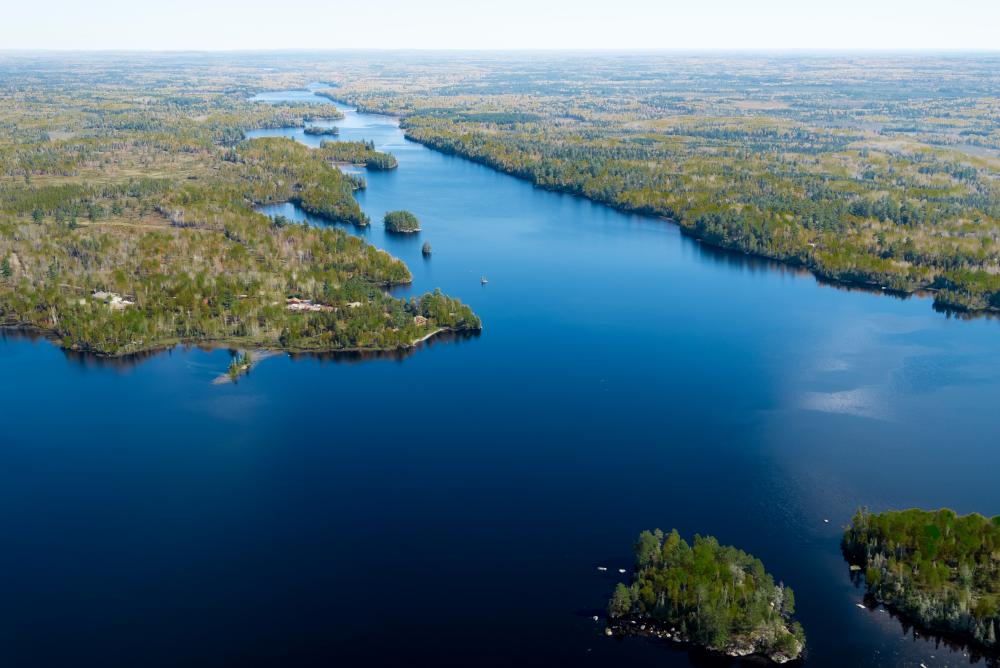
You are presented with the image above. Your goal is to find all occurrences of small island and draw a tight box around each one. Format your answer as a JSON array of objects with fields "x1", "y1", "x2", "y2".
[
  {"x1": 843, "y1": 508, "x2": 1000, "y2": 650},
  {"x1": 607, "y1": 529, "x2": 805, "y2": 663},
  {"x1": 303, "y1": 125, "x2": 339, "y2": 136},
  {"x1": 320, "y1": 140, "x2": 398, "y2": 170},
  {"x1": 422, "y1": 242, "x2": 432, "y2": 256},
  {"x1": 228, "y1": 351, "x2": 253, "y2": 380},
  {"x1": 384, "y1": 210, "x2": 421, "y2": 233}
]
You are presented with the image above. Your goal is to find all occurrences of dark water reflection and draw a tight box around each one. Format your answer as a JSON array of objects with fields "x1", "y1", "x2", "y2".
[
  {"x1": 3, "y1": 317, "x2": 480, "y2": 373},
  {"x1": 1, "y1": 88, "x2": 998, "y2": 668},
  {"x1": 286, "y1": 328, "x2": 482, "y2": 365}
]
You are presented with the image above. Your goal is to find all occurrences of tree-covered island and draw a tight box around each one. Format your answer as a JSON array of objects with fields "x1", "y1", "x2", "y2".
[
  {"x1": 320, "y1": 140, "x2": 398, "y2": 170},
  {"x1": 303, "y1": 125, "x2": 339, "y2": 136},
  {"x1": 843, "y1": 508, "x2": 1000, "y2": 651},
  {"x1": 383, "y1": 210, "x2": 421, "y2": 233},
  {"x1": 607, "y1": 529, "x2": 805, "y2": 663}
]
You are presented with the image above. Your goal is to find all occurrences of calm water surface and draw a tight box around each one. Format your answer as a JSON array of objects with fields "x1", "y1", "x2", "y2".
[{"x1": 2, "y1": 88, "x2": 998, "y2": 667}]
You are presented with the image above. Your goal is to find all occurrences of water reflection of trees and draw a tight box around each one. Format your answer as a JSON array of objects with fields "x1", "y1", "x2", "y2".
[
  {"x1": 847, "y1": 569, "x2": 999, "y2": 667},
  {"x1": 2, "y1": 326, "x2": 481, "y2": 371},
  {"x1": 886, "y1": 603, "x2": 999, "y2": 667},
  {"x1": 288, "y1": 328, "x2": 480, "y2": 365},
  {"x1": 685, "y1": 230, "x2": 999, "y2": 322}
]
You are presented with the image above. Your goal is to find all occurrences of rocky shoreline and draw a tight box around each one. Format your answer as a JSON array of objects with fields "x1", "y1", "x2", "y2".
[{"x1": 606, "y1": 617, "x2": 803, "y2": 664}]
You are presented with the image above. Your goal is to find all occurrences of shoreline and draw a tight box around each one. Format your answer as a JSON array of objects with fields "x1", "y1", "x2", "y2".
[
  {"x1": 281, "y1": 93, "x2": 958, "y2": 315},
  {"x1": 0, "y1": 322, "x2": 478, "y2": 361},
  {"x1": 606, "y1": 617, "x2": 803, "y2": 665},
  {"x1": 399, "y1": 130, "x2": 1000, "y2": 318},
  {"x1": 411, "y1": 327, "x2": 444, "y2": 344},
  {"x1": 1, "y1": 103, "x2": 479, "y2": 365},
  {"x1": 266, "y1": 96, "x2": 978, "y2": 316},
  {"x1": 212, "y1": 348, "x2": 280, "y2": 385},
  {"x1": 855, "y1": 591, "x2": 1000, "y2": 661}
]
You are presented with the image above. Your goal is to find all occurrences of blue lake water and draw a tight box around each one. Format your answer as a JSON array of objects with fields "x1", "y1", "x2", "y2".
[{"x1": 1, "y1": 88, "x2": 999, "y2": 667}]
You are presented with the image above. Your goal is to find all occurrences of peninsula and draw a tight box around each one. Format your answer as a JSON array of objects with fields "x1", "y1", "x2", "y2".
[{"x1": 0, "y1": 83, "x2": 478, "y2": 356}]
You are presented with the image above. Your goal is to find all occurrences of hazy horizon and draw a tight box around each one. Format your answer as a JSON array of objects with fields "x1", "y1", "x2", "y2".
[
  {"x1": 3, "y1": 48, "x2": 1000, "y2": 54},
  {"x1": 4, "y1": 0, "x2": 998, "y2": 51}
]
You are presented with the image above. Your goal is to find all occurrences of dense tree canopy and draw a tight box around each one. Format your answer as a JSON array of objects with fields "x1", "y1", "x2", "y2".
[
  {"x1": 844, "y1": 508, "x2": 1000, "y2": 650},
  {"x1": 383, "y1": 210, "x2": 421, "y2": 233},
  {"x1": 320, "y1": 140, "x2": 398, "y2": 170},
  {"x1": 608, "y1": 529, "x2": 805, "y2": 662},
  {"x1": 0, "y1": 63, "x2": 478, "y2": 355},
  {"x1": 304, "y1": 125, "x2": 339, "y2": 136}
]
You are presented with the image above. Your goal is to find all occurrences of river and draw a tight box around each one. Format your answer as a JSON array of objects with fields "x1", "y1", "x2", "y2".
[{"x1": 1, "y1": 86, "x2": 998, "y2": 667}]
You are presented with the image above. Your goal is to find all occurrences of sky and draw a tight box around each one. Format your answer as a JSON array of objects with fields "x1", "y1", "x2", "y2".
[{"x1": 3, "y1": 0, "x2": 998, "y2": 51}]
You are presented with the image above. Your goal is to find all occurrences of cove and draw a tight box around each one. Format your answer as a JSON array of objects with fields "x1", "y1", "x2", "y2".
[{"x1": 1, "y1": 87, "x2": 998, "y2": 667}]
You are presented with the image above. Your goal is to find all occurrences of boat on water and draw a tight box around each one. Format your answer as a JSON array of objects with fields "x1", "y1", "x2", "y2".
[{"x1": 480, "y1": 276, "x2": 489, "y2": 285}]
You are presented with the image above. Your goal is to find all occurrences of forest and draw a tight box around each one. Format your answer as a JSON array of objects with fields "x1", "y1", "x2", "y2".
[
  {"x1": 843, "y1": 508, "x2": 1000, "y2": 650},
  {"x1": 607, "y1": 529, "x2": 805, "y2": 663},
  {"x1": 4, "y1": 51, "x2": 999, "y2": 358},
  {"x1": 0, "y1": 56, "x2": 479, "y2": 355},
  {"x1": 315, "y1": 53, "x2": 1000, "y2": 315}
]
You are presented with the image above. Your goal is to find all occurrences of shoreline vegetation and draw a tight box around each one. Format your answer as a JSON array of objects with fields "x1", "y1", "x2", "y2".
[
  {"x1": 313, "y1": 53, "x2": 1000, "y2": 317},
  {"x1": 843, "y1": 508, "x2": 1000, "y2": 653},
  {"x1": 607, "y1": 529, "x2": 805, "y2": 664},
  {"x1": 0, "y1": 293, "x2": 483, "y2": 360},
  {"x1": 0, "y1": 68, "x2": 480, "y2": 358},
  {"x1": 398, "y1": 129, "x2": 1000, "y2": 315},
  {"x1": 218, "y1": 349, "x2": 260, "y2": 383}
]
